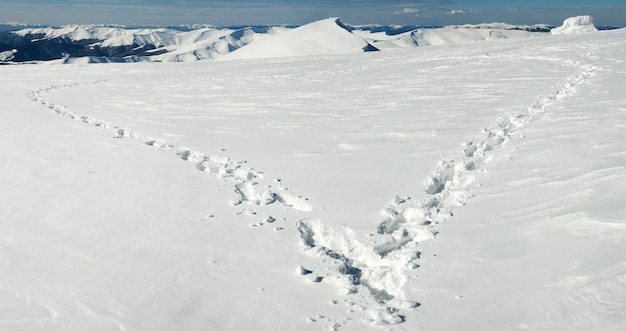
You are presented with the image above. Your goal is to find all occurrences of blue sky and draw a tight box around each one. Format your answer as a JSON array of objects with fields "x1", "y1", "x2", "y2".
[{"x1": 1, "y1": 0, "x2": 625, "y2": 27}]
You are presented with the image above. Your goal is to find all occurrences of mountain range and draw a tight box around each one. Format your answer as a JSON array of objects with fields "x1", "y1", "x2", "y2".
[{"x1": 0, "y1": 18, "x2": 571, "y2": 64}]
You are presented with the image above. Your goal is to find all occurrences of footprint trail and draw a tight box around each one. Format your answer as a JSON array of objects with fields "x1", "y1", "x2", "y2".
[
  {"x1": 26, "y1": 82, "x2": 312, "y2": 223},
  {"x1": 27, "y1": 57, "x2": 598, "y2": 326},
  {"x1": 295, "y1": 61, "x2": 598, "y2": 324}
]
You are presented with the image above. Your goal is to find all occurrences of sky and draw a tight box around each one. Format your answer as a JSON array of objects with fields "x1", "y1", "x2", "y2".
[{"x1": 1, "y1": 0, "x2": 625, "y2": 27}]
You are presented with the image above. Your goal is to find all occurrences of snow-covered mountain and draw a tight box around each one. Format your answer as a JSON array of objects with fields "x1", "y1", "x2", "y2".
[
  {"x1": 0, "y1": 22, "x2": 49, "y2": 31},
  {"x1": 0, "y1": 48, "x2": 16, "y2": 61},
  {"x1": 219, "y1": 18, "x2": 379, "y2": 60},
  {"x1": 0, "y1": 17, "x2": 576, "y2": 64},
  {"x1": 445, "y1": 22, "x2": 553, "y2": 32},
  {"x1": 1, "y1": 24, "x2": 252, "y2": 63}
]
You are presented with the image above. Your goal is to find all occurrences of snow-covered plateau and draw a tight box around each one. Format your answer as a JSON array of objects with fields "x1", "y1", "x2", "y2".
[{"x1": 1, "y1": 16, "x2": 625, "y2": 330}]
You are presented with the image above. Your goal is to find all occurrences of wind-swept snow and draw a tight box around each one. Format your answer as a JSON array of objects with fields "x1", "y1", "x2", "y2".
[{"x1": 1, "y1": 17, "x2": 625, "y2": 330}]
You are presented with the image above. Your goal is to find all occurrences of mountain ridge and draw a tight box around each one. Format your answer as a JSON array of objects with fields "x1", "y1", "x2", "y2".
[{"x1": 0, "y1": 16, "x2": 614, "y2": 64}]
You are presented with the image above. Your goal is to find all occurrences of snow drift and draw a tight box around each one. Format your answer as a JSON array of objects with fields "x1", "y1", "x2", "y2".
[{"x1": 551, "y1": 15, "x2": 598, "y2": 34}]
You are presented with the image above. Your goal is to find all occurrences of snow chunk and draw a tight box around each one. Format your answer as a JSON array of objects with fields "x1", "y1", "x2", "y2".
[{"x1": 551, "y1": 16, "x2": 598, "y2": 35}]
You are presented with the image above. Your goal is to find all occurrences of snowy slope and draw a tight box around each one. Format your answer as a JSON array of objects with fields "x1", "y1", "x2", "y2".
[
  {"x1": 1, "y1": 17, "x2": 625, "y2": 330},
  {"x1": 220, "y1": 18, "x2": 378, "y2": 60}
]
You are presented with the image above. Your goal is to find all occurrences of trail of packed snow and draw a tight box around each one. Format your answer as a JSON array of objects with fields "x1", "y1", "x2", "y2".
[{"x1": 1, "y1": 23, "x2": 625, "y2": 330}]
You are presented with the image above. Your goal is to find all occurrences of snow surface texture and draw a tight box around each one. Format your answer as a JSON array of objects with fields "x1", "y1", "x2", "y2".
[
  {"x1": 551, "y1": 15, "x2": 599, "y2": 35},
  {"x1": 1, "y1": 16, "x2": 626, "y2": 330}
]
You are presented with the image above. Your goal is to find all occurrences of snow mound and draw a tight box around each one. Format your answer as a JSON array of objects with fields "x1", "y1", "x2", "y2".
[
  {"x1": 220, "y1": 18, "x2": 378, "y2": 60},
  {"x1": 551, "y1": 16, "x2": 598, "y2": 35}
]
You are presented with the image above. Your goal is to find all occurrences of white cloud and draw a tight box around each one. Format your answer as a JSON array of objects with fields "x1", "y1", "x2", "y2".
[
  {"x1": 445, "y1": 9, "x2": 468, "y2": 16},
  {"x1": 395, "y1": 8, "x2": 420, "y2": 15}
]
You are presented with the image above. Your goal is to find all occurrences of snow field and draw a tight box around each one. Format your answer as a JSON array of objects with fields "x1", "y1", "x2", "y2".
[{"x1": 1, "y1": 21, "x2": 625, "y2": 330}]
